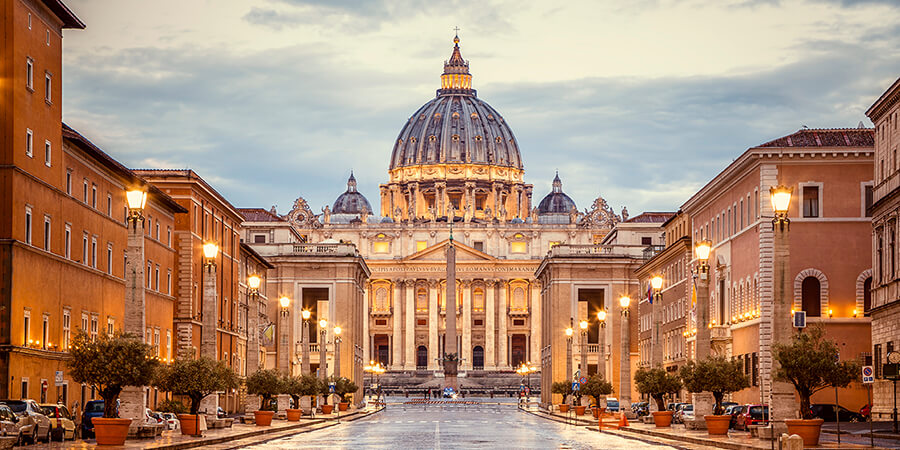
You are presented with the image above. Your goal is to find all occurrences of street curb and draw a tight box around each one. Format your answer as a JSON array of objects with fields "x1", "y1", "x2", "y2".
[{"x1": 822, "y1": 428, "x2": 900, "y2": 441}]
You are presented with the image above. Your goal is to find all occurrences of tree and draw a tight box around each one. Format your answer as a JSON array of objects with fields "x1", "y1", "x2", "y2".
[
  {"x1": 581, "y1": 374, "x2": 614, "y2": 406},
  {"x1": 154, "y1": 357, "x2": 239, "y2": 415},
  {"x1": 246, "y1": 370, "x2": 284, "y2": 411},
  {"x1": 67, "y1": 331, "x2": 159, "y2": 418},
  {"x1": 773, "y1": 326, "x2": 859, "y2": 419},
  {"x1": 634, "y1": 367, "x2": 682, "y2": 412},
  {"x1": 333, "y1": 376, "x2": 359, "y2": 403},
  {"x1": 680, "y1": 356, "x2": 749, "y2": 414},
  {"x1": 551, "y1": 380, "x2": 573, "y2": 404},
  {"x1": 282, "y1": 374, "x2": 320, "y2": 407}
]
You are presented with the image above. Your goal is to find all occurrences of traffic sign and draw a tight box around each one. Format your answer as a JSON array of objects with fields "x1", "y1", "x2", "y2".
[
  {"x1": 571, "y1": 382, "x2": 580, "y2": 391},
  {"x1": 54, "y1": 371, "x2": 63, "y2": 387},
  {"x1": 793, "y1": 311, "x2": 806, "y2": 328},
  {"x1": 862, "y1": 366, "x2": 874, "y2": 384},
  {"x1": 329, "y1": 382, "x2": 336, "y2": 393},
  {"x1": 579, "y1": 376, "x2": 587, "y2": 385}
]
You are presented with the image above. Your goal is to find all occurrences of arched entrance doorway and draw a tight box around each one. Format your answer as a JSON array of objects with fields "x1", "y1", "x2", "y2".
[
  {"x1": 472, "y1": 346, "x2": 484, "y2": 370},
  {"x1": 511, "y1": 335, "x2": 527, "y2": 368},
  {"x1": 416, "y1": 345, "x2": 428, "y2": 369}
]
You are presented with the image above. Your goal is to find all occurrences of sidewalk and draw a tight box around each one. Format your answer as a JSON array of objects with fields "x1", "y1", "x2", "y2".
[
  {"x1": 32, "y1": 407, "x2": 383, "y2": 450},
  {"x1": 521, "y1": 406, "x2": 896, "y2": 450},
  {"x1": 823, "y1": 422, "x2": 900, "y2": 441}
]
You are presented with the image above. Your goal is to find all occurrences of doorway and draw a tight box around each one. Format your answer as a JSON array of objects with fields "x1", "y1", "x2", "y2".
[
  {"x1": 472, "y1": 346, "x2": 484, "y2": 370},
  {"x1": 417, "y1": 346, "x2": 428, "y2": 369},
  {"x1": 511, "y1": 335, "x2": 527, "y2": 367}
]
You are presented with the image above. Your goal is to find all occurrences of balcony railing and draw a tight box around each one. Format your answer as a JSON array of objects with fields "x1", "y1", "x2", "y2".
[
  {"x1": 292, "y1": 243, "x2": 358, "y2": 256},
  {"x1": 370, "y1": 307, "x2": 392, "y2": 317},
  {"x1": 309, "y1": 344, "x2": 320, "y2": 353},
  {"x1": 642, "y1": 245, "x2": 665, "y2": 260},
  {"x1": 587, "y1": 344, "x2": 600, "y2": 353},
  {"x1": 547, "y1": 244, "x2": 652, "y2": 258},
  {"x1": 508, "y1": 307, "x2": 529, "y2": 316}
]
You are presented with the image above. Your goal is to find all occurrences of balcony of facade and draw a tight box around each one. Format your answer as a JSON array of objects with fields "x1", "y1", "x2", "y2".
[
  {"x1": 508, "y1": 307, "x2": 529, "y2": 317},
  {"x1": 874, "y1": 170, "x2": 900, "y2": 205},
  {"x1": 546, "y1": 243, "x2": 651, "y2": 259},
  {"x1": 370, "y1": 307, "x2": 393, "y2": 317}
]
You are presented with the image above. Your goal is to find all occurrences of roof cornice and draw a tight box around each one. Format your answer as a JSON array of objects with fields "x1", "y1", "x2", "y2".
[{"x1": 866, "y1": 77, "x2": 900, "y2": 121}]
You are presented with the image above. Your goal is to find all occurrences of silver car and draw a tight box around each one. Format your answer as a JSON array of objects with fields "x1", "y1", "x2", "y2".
[
  {"x1": 0, "y1": 405, "x2": 21, "y2": 443},
  {"x1": 1, "y1": 399, "x2": 51, "y2": 443}
]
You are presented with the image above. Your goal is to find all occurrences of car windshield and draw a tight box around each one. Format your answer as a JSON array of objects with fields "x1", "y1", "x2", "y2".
[
  {"x1": 86, "y1": 402, "x2": 105, "y2": 413},
  {"x1": 607, "y1": 401, "x2": 618, "y2": 406},
  {"x1": 749, "y1": 406, "x2": 768, "y2": 418},
  {"x1": 41, "y1": 406, "x2": 57, "y2": 416},
  {"x1": 3, "y1": 402, "x2": 26, "y2": 413}
]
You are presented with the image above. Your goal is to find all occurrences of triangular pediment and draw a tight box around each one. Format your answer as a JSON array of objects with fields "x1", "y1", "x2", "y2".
[{"x1": 403, "y1": 239, "x2": 496, "y2": 262}]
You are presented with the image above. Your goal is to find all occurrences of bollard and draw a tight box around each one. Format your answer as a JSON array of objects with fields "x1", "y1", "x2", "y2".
[{"x1": 780, "y1": 433, "x2": 803, "y2": 450}]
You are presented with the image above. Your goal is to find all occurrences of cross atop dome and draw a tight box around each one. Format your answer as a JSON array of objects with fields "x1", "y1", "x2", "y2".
[{"x1": 438, "y1": 31, "x2": 475, "y2": 97}]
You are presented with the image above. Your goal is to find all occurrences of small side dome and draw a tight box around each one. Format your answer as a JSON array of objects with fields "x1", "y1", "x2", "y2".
[
  {"x1": 332, "y1": 172, "x2": 372, "y2": 214},
  {"x1": 510, "y1": 217, "x2": 525, "y2": 224},
  {"x1": 537, "y1": 172, "x2": 577, "y2": 214},
  {"x1": 381, "y1": 216, "x2": 394, "y2": 223}
]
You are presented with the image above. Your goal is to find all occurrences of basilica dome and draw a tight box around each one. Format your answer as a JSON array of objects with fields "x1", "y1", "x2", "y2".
[
  {"x1": 389, "y1": 36, "x2": 522, "y2": 172},
  {"x1": 537, "y1": 173, "x2": 576, "y2": 214},
  {"x1": 332, "y1": 172, "x2": 372, "y2": 214}
]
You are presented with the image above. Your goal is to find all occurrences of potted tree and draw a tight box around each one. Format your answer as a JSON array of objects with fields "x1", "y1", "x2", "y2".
[
  {"x1": 551, "y1": 381, "x2": 573, "y2": 413},
  {"x1": 334, "y1": 377, "x2": 359, "y2": 411},
  {"x1": 298, "y1": 374, "x2": 320, "y2": 414},
  {"x1": 281, "y1": 375, "x2": 303, "y2": 421},
  {"x1": 153, "y1": 356, "x2": 239, "y2": 436},
  {"x1": 680, "y1": 356, "x2": 749, "y2": 435},
  {"x1": 634, "y1": 367, "x2": 682, "y2": 427},
  {"x1": 67, "y1": 332, "x2": 158, "y2": 445},
  {"x1": 572, "y1": 385, "x2": 587, "y2": 416},
  {"x1": 774, "y1": 326, "x2": 858, "y2": 447},
  {"x1": 319, "y1": 378, "x2": 334, "y2": 414},
  {"x1": 582, "y1": 374, "x2": 613, "y2": 418},
  {"x1": 245, "y1": 369, "x2": 283, "y2": 426}
]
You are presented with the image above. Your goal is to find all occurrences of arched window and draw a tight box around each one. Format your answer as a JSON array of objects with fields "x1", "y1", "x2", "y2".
[
  {"x1": 801, "y1": 276, "x2": 821, "y2": 317},
  {"x1": 416, "y1": 288, "x2": 427, "y2": 311},
  {"x1": 473, "y1": 288, "x2": 484, "y2": 311},
  {"x1": 864, "y1": 277, "x2": 872, "y2": 312},
  {"x1": 375, "y1": 288, "x2": 388, "y2": 311},
  {"x1": 511, "y1": 287, "x2": 526, "y2": 311},
  {"x1": 416, "y1": 346, "x2": 428, "y2": 369}
]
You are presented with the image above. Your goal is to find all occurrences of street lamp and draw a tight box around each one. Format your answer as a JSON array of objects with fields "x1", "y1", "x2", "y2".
[
  {"x1": 597, "y1": 310, "x2": 607, "y2": 379},
  {"x1": 202, "y1": 242, "x2": 219, "y2": 269},
  {"x1": 247, "y1": 275, "x2": 261, "y2": 292},
  {"x1": 319, "y1": 319, "x2": 328, "y2": 380},
  {"x1": 768, "y1": 184, "x2": 796, "y2": 428},
  {"x1": 579, "y1": 320, "x2": 588, "y2": 380},
  {"x1": 125, "y1": 189, "x2": 148, "y2": 229},
  {"x1": 691, "y1": 238, "x2": 716, "y2": 418},
  {"x1": 565, "y1": 322, "x2": 574, "y2": 398},
  {"x1": 334, "y1": 326, "x2": 342, "y2": 378},
  {"x1": 122, "y1": 188, "x2": 148, "y2": 425},
  {"x1": 619, "y1": 295, "x2": 632, "y2": 408},
  {"x1": 770, "y1": 185, "x2": 793, "y2": 230},
  {"x1": 695, "y1": 240, "x2": 711, "y2": 273},
  {"x1": 301, "y1": 310, "x2": 311, "y2": 375}
]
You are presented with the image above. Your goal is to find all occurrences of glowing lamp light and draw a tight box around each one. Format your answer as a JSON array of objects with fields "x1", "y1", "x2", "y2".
[
  {"x1": 301, "y1": 310, "x2": 311, "y2": 320},
  {"x1": 279, "y1": 296, "x2": 290, "y2": 309},
  {"x1": 579, "y1": 320, "x2": 588, "y2": 330},
  {"x1": 565, "y1": 327, "x2": 574, "y2": 337},
  {"x1": 247, "y1": 275, "x2": 261, "y2": 290},
  {"x1": 694, "y1": 240, "x2": 711, "y2": 263},
  {"x1": 852, "y1": 309, "x2": 858, "y2": 318},
  {"x1": 334, "y1": 326, "x2": 342, "y2": 335},
  {"x1": 619, "y1": 296, "x2": 631, "y2": 309},
  {"x1": 770, "y1": 185, "x2": 793, "y2": 215},
  {"x1": 125, "y1": 190, "x2": 148, "y2": 211},
  {"x1": 319, "y1": 319, "x2": 328, "y2": 329},
  {"x1": 597, "y1": 310, "x2": 607, "y2": 322},
  {"x1": 650, "y1": 276, "x2": 663, "y2": 291},
  {"x1": 828, "y1": 309, "x2": 834, "y2": 318},
  {"x1": 202, "y1": 242, "x2": 219, "y2": 260}
]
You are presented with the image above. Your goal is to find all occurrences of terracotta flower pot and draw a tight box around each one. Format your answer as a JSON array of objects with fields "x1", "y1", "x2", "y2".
[
  {"x1": 177, "y1": 414, "x2": 201, "y2": 436},
  {"x1": 322, "y1": 404, "x2": 334, "y2": 414},
  {"x1": 338, "y1": 402, "x2": 349, "y2": 412},
  {"x1": 785, "y1": 418, "x2": 824, "y2": 447},
  {"x1": 92, "y1": 417, "x2": 132, "y2": 446},
  {"x1": 704, "y1": 415, "x2": 731, "y2": 435},
  {"x1": 286, "y1": 409, "x2": 302, "y2": 421},
  {"x1": 254, "y1": 410, "x2": 275, "y2": 426},
  {"x1": 592, "y1": 407, "x2": 602, "y2": 418},
  {"x1": 652, "y1": 411, "x2": 674, "y2": 428},
  {"x1": 559, "y1": 404, "x2": 570, "y2": 413},
  {"x1": 574, "y1": 405, "x2": 587, "y2": 415}
]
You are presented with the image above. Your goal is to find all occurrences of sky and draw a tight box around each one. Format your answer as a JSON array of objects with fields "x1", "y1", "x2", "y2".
[{"x1": 60, "y1": 0, "x2": 900, "y2": 217}]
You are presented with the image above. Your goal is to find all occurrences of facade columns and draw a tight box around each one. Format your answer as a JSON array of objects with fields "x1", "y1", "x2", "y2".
[
  {"x1": 498, "y1": 280, "x2": 508, "y2": 368},
  {"x1": 362, "y1": 283, "x2": 370, "y2": 364},
  {"x1": 461, "y1": 280, "x2": 472, "y2": 370},
  {"x1": 530, "y1": 281, "x2": 541, "y2": 365},
  {"x1": 485, "y1": 280, "x2": 496, "y2": 369},
  {"x1": 404, "y1": 280, "x2": 416, "y2": 370},
  {"x1": 391, "y1": 281, "x2": 403, "y2": 370},
  {"x1": 428, "y1": 280, "x2": 439, "y2": 370}
]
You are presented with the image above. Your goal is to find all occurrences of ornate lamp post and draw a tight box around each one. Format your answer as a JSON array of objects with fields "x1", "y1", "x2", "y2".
[
  {"x1": 319, "y1": 319, "x2": 328, "y2": 380},
  {"x1": 579, "y1": 320, "x2": 588, "y2": 379},
  {"x1": 691, "y1": 239, "x2": 715, "y2": 419},
  {"x1": 768, "y1": 185, "x2": 797, "y2": 428},
  {"x1": 333, "y1": 326, "x2": 342, "y2": 378},
  {"x1": 278, "y1": 296, "x2": 290, "y2": 374},
  {"x1": 619, "y1": 295, "x2": 632, "y2": 408},
  {"x1": 596, "y1": 310, "x2": 607, "y2": 379},
  {"x1": 198, "y1": 241, "x2": 219, "y2": 414},
  {"x1": 565, "y1": 322, "x2": 574, "y2": 385},
  {"x1": 301, "y1": 310, "x2": 311, "y2": 375},
  {"x1": 121, "y1": 189, "x2": 147, "y2": 428},
  {"x1": 650, "y1": 275, "x2": 664, "y2": 373}
]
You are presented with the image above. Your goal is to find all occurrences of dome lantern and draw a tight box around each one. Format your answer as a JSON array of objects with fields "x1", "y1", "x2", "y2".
[{"x1": 438, "y1": 34, "x2": 475, "y2": 97}]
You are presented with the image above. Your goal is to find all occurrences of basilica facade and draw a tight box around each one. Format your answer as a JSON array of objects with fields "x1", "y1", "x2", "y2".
[{"x1": 242, "y1": 36, "x2": 637, "y2": 377}]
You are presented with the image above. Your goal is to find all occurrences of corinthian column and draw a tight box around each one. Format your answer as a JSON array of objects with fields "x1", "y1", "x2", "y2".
[
  {"x1": 392, "y1": 281, "x2": 403, "y2": 370},
  {"x1": 485, "y1": 280, "x2": 496, "y2": 369},
  {"x1": 461, "y1": 280, "x2": 472, "y2": 370},
  {"x1": 498, "y1": 281, "x2": 508, "y2": 368},
  {"x1": 530, "y1": 281, "x2": 541, "y2": 364},
  {"x1": 405, "y1": 280, "x2": 416, "y2": 370}
]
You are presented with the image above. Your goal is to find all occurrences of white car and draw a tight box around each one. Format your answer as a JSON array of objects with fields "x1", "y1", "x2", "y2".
[
  {"x1": 1, "y1": 399, "x2": 51, "y2": 443},
  {"x1": 160, "y1": 413, "x2": 179, "y2": 430}
]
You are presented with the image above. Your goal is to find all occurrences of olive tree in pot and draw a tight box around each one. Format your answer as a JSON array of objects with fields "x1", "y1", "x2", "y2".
[
  {"x1": 245, "y1": 370, "x2": 284, "y2": 426},
  {"x1": 333, "y1": 376, "x2": 359, "y2": 411},
  {"x1": 67, "y1": 332, "x2": 159, "y2": 445},
  {"x1": 634, "y1": 367, "x2": 682, "y2": 428},
  {"x1": 582, "y1": 375, "x2": 613, "y2": 418},
  {"x1": 299, "y1": 374, "x2": 320, "y2": 414},
  {"x1": 318, "y1": 377, "x2": 335, "y2": 414},
  {"x1": 551, "y1": 381, "x2": 573, "y2": 413},
  {"x1": 281, "y1": 375, "x2": 303, "y2": 421},
  {"x1": 680, "y1": 356, "x2": 749, "y2": 435},
  {"x1": 773, "y1": 326, "x2": 858, "y2": 447},
  {"x1": 154, "y1": 357, "x2": 239, "y2": 436}
]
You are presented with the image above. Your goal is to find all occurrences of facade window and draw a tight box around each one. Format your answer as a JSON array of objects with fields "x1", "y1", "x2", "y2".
[
  {"x1": 91, "y1": 237, "x2": 97, "y2": 268},
  {"x1": 167, "y1": 270, "x2": 172, "y2": 295},
  {"x1": 375, "y1": 288, "x2": 388, "y2": 311},
  {"x1": 43, "y1": 216, "x2": 51, "y2": 251},
  {"x1": 510, "y1": 241, "x2": 527, "y2": 253},
  {"x1": 44, "y1": 72, "x2": 51, "y2": 102},
  {"x1": 641, "y1": 237, "x2": 652, "y2": 246},
  {"x1": 473, "y1": 288, "x2": 485, "y2": 311},
  {"x1": 865, "y1": 184, "x2": 874, "y2": 217},
  {"x1": 891, "y1": 223, "x2": 897, "y2": 279},
  {"x1": 41, "y1": 315, "x2": 49, "y2": 349},
  {"x1": 25, "y1": 129, "x2": 33, "y2": 157},
  {"x1": 26, "y1": 58, "x2": 33, "y2": 89},
  {"x1": 147, "y1": 261, "x2": 152, "y2": 288},
  {"x1": 107, "y1": 194, "x2": 112, "y2": 216},
  {"x1": 740, "y1": 199, "x2": 744, "y2": 229},
  {"x1": 25, "y1": 206, "x2": 32, "y2": 245},
  {"x1": 83, "y1": 180, "x2": 88, "y2": 203},
  {"x1": 864, "y1": 277, "x2": 873, "y2": 312},
  {"x1": 153, "y1": 329, "x2": 160, "y2": 355},
  {"x1": 373, "y1": 241, "x2": 389, "y2": 253},
  {"x1": 253, "y1": 234, "x2": 265, "y2": 244},
  {"x1": 802, "y1": 186, "x2": 820, "y2": 218},
  {"x1": 62, "y1": 310, "x2": 71, "y2": 350},
  {"x1": 801, "y1": 276, "x2": 821, "y2": 317},
  {"x1": 416, "y1": 288, "x2": 427, "y2": 311},
  {"x1": 166, "y1": 227, "x2": 171, "y2": 247},
  {"x1": 106, "y1": 244, "x2": 113, "y2": 275},
  {"x1": 416, "y1": 240, "x2": 427, "y2": 252},
  {"x1": 155, "y1": 222, "x2": 160, "y2": 240},
  {"x1": 64, "y1": 224, "x2": 71, "y2": 259},
  {"x1": 27, "y1": 13, "x2": 31, "y2": 29},
  {"x1": 107, "y1": 318, "x2": 114, "y2": 336},
  {"x1": 166, "y1": 331, "x2": 172, "y2": 361},
  {"x1": 44, "y1": 140, "x2": 51, "y2": 166},
  {"x1": 66, "y1": 170, "x2": 72, "y2": 195},
  {"x1": 154, "y1": 265, "x2": 160, "y2": 291},
  {"x1": 81, "y1": 234, "x2": 88, "y2": 265},
  {"x1": 91, "y1": 184, "x2": 97, "y2": 208},
  {"x1": 81, "y1": 313, "x2": 88, "y2": 333},
  {"x1": 23, "y1": 310, "x2": 31, "y2": 346}
]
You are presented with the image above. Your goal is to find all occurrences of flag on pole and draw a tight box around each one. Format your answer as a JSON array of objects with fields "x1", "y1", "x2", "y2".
[
  {"x1": 691, "y1": 280, "x2": 697, "y2": 306},
  {"x1": 647, "y1": 281, "x2": 653, "y2": 304}
]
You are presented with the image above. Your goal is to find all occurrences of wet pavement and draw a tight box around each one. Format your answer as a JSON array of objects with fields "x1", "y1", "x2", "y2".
[{"x1": 246, "y1": 397, "x2": 675, "y2": 449}]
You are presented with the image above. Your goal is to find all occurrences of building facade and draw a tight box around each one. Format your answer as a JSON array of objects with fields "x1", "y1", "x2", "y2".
[{"x1": 867, "y1": 76, "x2": 900, "y2": 420}]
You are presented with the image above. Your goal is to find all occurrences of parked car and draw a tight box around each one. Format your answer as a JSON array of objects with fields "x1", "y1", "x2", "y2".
[
  {"x1": 734, "y1": 404, "x2": 769, "y2": 430},
  {"x1": 810, "y1": 404, "x2": 865, "y2": 422},
  {"x1": 673, "y1": 404, "x2": 693, "y2": 423},
  {"x1": 81, "y1": 399, "x2": 117, "y2": 438},
  {"x1": 632, "y1": 402, "x2": 649, "y2": 417},
  {"x1": 1, "y1": 399, "x2": 51, "y2": 443},
  {"x1": 606, "y1": 398, "x2": 620, "y2": 412},
  {"x1": 160, "y1": 413, "x2": 179, "y2": 430},
  {"x1": 39, "y1": 404, "x2": 75, "y2": 441},
  {"x1": 726, "y1": 405, "x2": 746, "y2": 429},
  {"x1": 145, "y1": 408, "x2": 165, "y2": 426},
  {"x1": 720, "y1": 401, "x2": 738, "y2": 413},
  {"x1": 217, "y1": 406, "x2": 226, "y2": 418},
  {"x1": 0, "y1": 404, "x2": 22, "y2": 443}
]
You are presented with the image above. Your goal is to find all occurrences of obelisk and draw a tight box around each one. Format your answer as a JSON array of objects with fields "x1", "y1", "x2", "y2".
[{"x1": 444, "y1": 215, "x2": 459, "y2": 390}]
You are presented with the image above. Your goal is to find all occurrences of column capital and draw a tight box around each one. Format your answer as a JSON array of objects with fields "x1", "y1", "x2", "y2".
[
  {"x1": 428, "y1": 279, "x2": 440, "y2": 288},
  {"x1": 485, "y1": 279, "x2": 497, "y2": 287},
  {"x1": 460, "y1": 279, "x2": 473, "y2": 288},
  {"x1": 403, "y1": 279, "x2": 417, "y2": 287}
]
